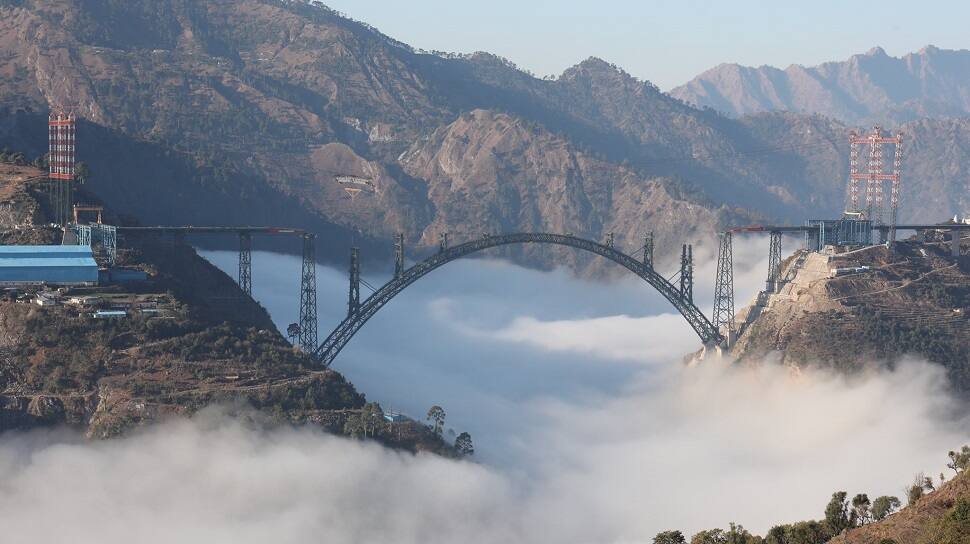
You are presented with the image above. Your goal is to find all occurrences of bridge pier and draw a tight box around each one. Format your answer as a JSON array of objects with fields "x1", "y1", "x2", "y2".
[
  {"x1": 713, "y1": 232, "x2": 735, "y2": 342},
  {"x1": 643, "y1": 232, "x2": 654, "y2": 268},
  {"x1": 766, "y1": 231, "x2": 781, "y2": 293},
  {"x1": 348, "y1": 247, "x2": 361, "y2": 316},
  {"x1": 679, "y1": 244, "x2": 693, "y2": 303},
  {"x1": 238, "y1": 232, "x2": 252, "y2": 296},
  {"x1": 394, "y1": 233, "x2": 405, "y2": 279},
  {"x1": 299, "y1": 233, "x2": 318, "y2": 353},
  {"x1": 953, "y1": 231, "x2": 963, "y2": 257}
]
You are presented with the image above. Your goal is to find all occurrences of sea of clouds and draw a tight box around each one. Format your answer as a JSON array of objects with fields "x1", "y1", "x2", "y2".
[{"x1": 0, "y1": 238, "x2": 965, "y2": 543}]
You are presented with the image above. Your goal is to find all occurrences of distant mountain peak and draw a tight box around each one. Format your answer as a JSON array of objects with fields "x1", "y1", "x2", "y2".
[{"x1": 670, "y1": 46, "x2": 970, "y2": 123}]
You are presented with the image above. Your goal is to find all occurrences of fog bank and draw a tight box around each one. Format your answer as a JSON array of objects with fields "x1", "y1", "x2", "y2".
[{"x1": 0, "y1": 241, "x2": 963, "y2": 543}]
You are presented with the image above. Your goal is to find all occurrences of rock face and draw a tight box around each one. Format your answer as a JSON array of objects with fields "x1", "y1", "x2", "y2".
[
  {"x1": 0, "y1": 1, "x2": 969, "y2": 273},
  {"x1": 671, "y1": 46, "x2": 970, "y2": 124},
  {"x1": 732, "y1": 239, "x2": 970, "y2": 392}
]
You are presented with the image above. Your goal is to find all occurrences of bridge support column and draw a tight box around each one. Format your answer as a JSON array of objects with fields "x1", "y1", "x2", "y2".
[
  {"x1": 348, "y1": 247, "x2": 361, "y2": 316},
  {"x1": 766, "y1": 231, "x2": 781, "y2": 293},
  {"x1": 238, "y1": 232, "x2": 252, "y2": 296},
  {"x1": 606, "y1": 232, "x2": 615, "y2": 249},
  {"x1": 953, "y1": 231, "x2": 962, "y2": 257},
  {"x1": 643, "y1": 232, "x2": 654, "y2": 268},
  {"x1": 439, "y1": 232, "x2": 448, "y2": 253},
  {"x1": 713, "y1": 232, "x2": 735, "y2": 345},
  {"x1": 394, "y1": 233, "x2": 405, "y2": 279},
  {"x1": 299, "y1": 233, "x2": 318, "y2": 354},
  {"x1": 679, "y1": 244, "x2": 693, "y2": 303}
]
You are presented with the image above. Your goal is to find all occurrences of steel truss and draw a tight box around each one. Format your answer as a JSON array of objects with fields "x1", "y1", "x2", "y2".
[{"x1": 314, "y1": 233, "x2": 723, "y2": 367}]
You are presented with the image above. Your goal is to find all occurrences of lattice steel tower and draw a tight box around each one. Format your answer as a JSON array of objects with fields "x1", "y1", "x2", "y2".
[
  {"x1": 299, "y1": 233, "x2": 318, "y2": 353},
  {"x1": 238, "y1": 233, "x2": 252, "y2": 296},
  {"x1": 679, "y1": 244, "x2": 693, "y2": 303},
  {"x1": 348, "y1": 247, "x2": 361, "y2": 316},
  {"x1": 766, "y1": 231, "x2": 782, "y2": 293},
  {"x1": 847, "y1": 127, "x2": 903, "y2": 240},
  {"x1": 642, "y1": 232, "x2": 654, "y2": 268},
  {"x1": 48, "y1": 112, "x2": 76, "y2": 226},
  {"x1": 712, "y1": 232, "x2": 735, "y2": 342},
  {"x1": 394, "y1": 233, "x2": 405, "y2": 279}
]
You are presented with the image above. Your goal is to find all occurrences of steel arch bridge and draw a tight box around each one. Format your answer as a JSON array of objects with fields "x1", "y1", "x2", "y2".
[{"x1": 314, "y1": 232, "x2": 723, "y2": 368}]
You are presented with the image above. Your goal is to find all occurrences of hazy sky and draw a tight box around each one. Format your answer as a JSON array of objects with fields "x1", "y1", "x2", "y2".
[{"x1": 321, "y1": 0, "x2": 970, "y2": 90}]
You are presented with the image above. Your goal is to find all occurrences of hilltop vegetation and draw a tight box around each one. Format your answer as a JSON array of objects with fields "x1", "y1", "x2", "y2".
[{"x1": 651, "y1": 446, "x2": 970, "y2": 544}]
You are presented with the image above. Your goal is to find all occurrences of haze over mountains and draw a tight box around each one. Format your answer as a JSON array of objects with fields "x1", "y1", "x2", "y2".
[
  {"x1": 672, "y1": 45, "x2": 970, "y2": 124},
  {"x1": 0, "y1": 0, "x2": 968, "y2": 270}
]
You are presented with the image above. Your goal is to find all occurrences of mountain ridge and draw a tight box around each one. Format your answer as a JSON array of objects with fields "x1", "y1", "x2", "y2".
[
  {"x1": 671, "y1": 45, "x2": 970, "y2": 124},
  {"x1": 0, "y1": 1, "x2": 968, "y2": 273}
]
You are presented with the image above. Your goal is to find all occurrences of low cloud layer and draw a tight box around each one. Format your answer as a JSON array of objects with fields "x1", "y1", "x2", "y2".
[
  {"x1": 0, "y1": 359, "x2": 963, "y2": 543},
  {"x1": 0, "y1": 242, "x2": 963, "y2": 543}
]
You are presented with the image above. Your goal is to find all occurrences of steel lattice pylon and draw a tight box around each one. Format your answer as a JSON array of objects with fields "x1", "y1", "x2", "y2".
[
  {"x1": 298, "y1": 233, "x2": 318, "y2": 353},
  {"x1": 348, "y1": 247, "x2": 361, "y2": 316},
  {"x1": 643, "y1": 232, "x2": 654, "y2": 268},
  {"x1": 73, "y1": 224, "x2": 116, "y2": 266},
  {"x1": 712, "y1": 232, "x2": 735, "y2": 341},
  {"x1": 847, "y1": 127, "x2": 903, "y2": 241},
  {"x1": 394, "y1": 233, "x2": 405, "y2": 279},
  {"x1": 48, "y1": 112, "x2": 76, "y2": 226},
  {"x1": 314, "y1": 233, "x2": 724, "y2": 368},
  {"x1": 679, "y1": 244, "x2": 693, "y2": 303},
  {"x1": 238, "y1": 232, "x2": 252, "y2": 296},
  {"x1": 766, "y1": 231, "x2": 782, "y2": 293}
]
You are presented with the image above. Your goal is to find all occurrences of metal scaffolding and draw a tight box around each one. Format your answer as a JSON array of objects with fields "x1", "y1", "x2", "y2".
[
  {"x1": 74, "y1": 223, "x2": 117, "y2": 266},
  {"x1": 847, "y1": 127, "x2": 903, "y2": 241}
]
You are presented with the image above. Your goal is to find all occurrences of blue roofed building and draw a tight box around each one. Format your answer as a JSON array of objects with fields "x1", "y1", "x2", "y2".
[{"x1": 0, "y1": 245, "x2": 99, "y2": 286}]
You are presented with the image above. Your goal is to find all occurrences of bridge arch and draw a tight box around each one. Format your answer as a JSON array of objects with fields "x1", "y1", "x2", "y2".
[{"x1": 314, "y1": 233, "x2": 722, "y2": 367}]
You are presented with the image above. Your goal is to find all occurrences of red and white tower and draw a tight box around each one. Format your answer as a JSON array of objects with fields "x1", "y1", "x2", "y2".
[
  {"x1": 48, "y1": 112, "x2": 76, "y2": 225},
  {"x1": 847, "y1": 127, "x2": 903, "y2": 241}
]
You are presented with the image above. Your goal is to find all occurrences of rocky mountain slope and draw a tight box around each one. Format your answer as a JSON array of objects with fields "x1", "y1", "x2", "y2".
[
  {"x1": 829, "y1": 470, "x2": 970, "y2": 544},
  {"x1": 0, "y1": 160, "x2": 450, "y2": 453},
  {"x1": 0, "y1": 1, "x2": 967, "y2": 273},
  {"x1": 732, "y1": 236, "x2": 970, "y2": 392},
  {"x1": 671, "y1": 46, "x2": 970, "y2": 124}
]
